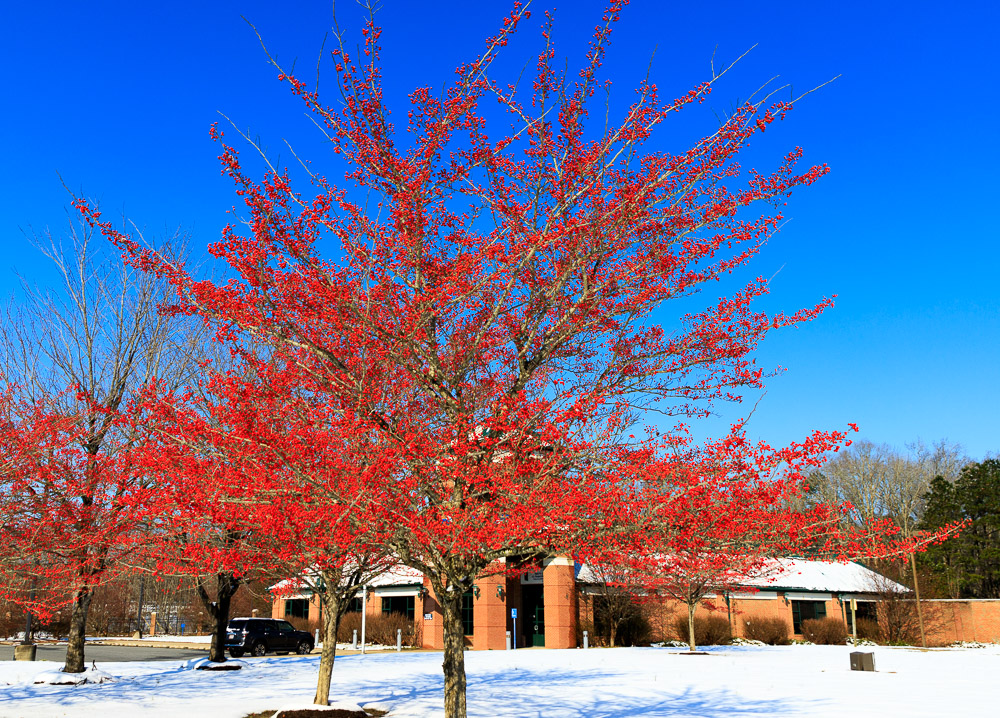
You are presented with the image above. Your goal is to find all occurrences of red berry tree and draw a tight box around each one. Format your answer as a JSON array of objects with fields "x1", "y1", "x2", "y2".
[
  {"x1": 132, "y1": 357, "x2": 396, "y2": 701},
  {"x1": 82, "y1": 2, "x2": 920, "y2": 714}
]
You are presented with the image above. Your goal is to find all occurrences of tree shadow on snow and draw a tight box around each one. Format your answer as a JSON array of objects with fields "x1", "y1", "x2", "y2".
[
  {"x1": 341, "y1": 662, "x2": 824, "y2": 717},
  {"x1": 458, "y1": 667, "x2": 822, "y2": 717}
]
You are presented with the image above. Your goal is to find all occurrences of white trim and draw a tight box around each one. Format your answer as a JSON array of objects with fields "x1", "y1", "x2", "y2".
[
  {"x1": 543, "y1": 556, "x2": 573, "y2": 567},
  {"x1": 730, "y1": 591, "x2": 778, "y2": 601},
  {"x1": 786, "y1": 592, "x2": 832, "y2": 601},
  {"x1": 366, "y1": 585, "x2": 420, "y2": 598}
]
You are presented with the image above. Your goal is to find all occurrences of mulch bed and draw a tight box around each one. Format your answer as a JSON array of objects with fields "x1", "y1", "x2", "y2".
[{"x1": 244, "y1": 709, "x2": 387, "y2": 718}]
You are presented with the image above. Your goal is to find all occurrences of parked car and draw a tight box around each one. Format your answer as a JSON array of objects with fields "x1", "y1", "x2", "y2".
[{"x1": 225, "y1": 617, "x2": 314, "y2": 657}]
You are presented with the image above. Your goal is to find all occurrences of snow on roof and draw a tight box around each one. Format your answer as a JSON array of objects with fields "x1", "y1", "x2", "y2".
[
  {"x1": 742, "y1": 558, "x2": 908, "y2": 593},
  {"x1": 367, "y1": 564, "x2": 424, "y2": 587},
  {"x1": 576, "y1": 557, "x2": 908, "y2": 594},
  {"x1": 269, "y1": 563, "x2": 424, "y2": 592}
]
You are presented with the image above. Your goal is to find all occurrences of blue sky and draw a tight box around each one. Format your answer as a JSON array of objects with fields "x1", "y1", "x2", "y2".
[{"x1": 2, "y1": 1, "x2": 997, "y2": 459}]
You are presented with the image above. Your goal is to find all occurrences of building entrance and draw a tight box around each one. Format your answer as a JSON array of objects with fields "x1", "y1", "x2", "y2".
[{"x1": 522, "y1": 584, "x2": 545, "y2": 647}]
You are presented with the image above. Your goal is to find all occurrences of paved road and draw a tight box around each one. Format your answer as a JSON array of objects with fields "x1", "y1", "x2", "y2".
[{"x1": 0, "y1": 644, "x2": 210, "y2": 663}]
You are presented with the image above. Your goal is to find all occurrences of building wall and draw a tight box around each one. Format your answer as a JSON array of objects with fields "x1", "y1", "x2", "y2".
[
  {"x1": 275, "y1": 579, "x2": 1000, "y2": 650},
  {"x1": 921, "y1": 600, "x2": 1000, "y2": 645}
]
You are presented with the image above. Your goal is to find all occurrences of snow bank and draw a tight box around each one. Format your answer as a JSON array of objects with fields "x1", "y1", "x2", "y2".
[{"x1": 32, "y1": 665, "x2": 115, "y2": 685}]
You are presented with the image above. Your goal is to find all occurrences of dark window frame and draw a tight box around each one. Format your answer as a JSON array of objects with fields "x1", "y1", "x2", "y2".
[
  {"x1": 791, "y1": 599, "x2": 827, "y2": 633},
  {"x1": 462, "y1": 591, "x2": 474, "y2": 636},
  {"x1": 381, "y1": 595, "x2": 416, "y2": 621},
  {"x1": 284, "y1": 598, "x2": 310, "y2": 619}
]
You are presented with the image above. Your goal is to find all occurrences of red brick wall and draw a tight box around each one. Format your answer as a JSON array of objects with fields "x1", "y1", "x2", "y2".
[
  {"x1": 543, "y1": 558, "x2": 577, "y2": 649},
  {"x1": 922, "y1": 600, "x2": 1000, "y2": 645}
]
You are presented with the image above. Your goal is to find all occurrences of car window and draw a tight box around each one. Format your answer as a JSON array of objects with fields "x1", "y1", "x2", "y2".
[
  {"x1": 228, "y1": 620, "x2": 247, "y2": 630},
  {"x1": 276, "y1": 621, "x2": 295, "y2": 632}
]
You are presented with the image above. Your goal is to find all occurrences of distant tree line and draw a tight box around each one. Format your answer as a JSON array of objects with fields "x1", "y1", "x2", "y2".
[{"x1": 806, "y1": 440, "x2": 1000, "y2": 599}]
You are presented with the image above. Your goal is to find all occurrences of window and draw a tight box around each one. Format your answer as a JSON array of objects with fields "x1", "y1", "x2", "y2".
[
  {"x1": 791, "y1": 600, "x2": 827, "y2": 633},
  {"x1": 462, "y1": 591, "x2": 474, "y2": 636},
  {"x1": 381, "y1": 595, "x2": 415, "y2": 621},
  {"x1": 347, "y1": 597, "x2": 364, "y2": 613},
  {"x1": 285, "y1": 598, "x2": 310, "y2": 619},
  {"x1": 276, "y1": 620, "x2": 295, "y2": 632}
]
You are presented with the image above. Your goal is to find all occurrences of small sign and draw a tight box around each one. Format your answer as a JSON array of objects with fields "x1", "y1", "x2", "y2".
[
  {"x1": 424, "y1": 613, "x2": 433, "y2": 621},
  {"x1": 511, "y1": 608, "x2": 517, "y2": 619}
]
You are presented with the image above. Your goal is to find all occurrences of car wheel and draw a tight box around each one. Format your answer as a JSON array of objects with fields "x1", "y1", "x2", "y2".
[
  {"x1": 251, "y1": 642, "x2": 267, "y2": 657},
  {"x1": 229, "y1": 648, "x2": 244, "y2": 658},
  {"x1": 296, "y1": 640, "x2": 312, "y2": 655}
]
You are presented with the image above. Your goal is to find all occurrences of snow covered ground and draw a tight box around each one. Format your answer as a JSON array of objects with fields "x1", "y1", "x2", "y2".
[{"x1": 0, "y1": 644, "x2": 997, "y2": 717}]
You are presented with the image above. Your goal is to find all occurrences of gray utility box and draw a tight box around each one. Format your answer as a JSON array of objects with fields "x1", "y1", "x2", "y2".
[{"x1": 850, "y1": 651, "x2": 876, "y2": 672}]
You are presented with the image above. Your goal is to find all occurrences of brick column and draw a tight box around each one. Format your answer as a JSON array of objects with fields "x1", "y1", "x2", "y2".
[
  {"x1": 543, "y1": 556, "x2": 577, "y2": 648},
  {"x1": 421, "y1": 578, "x2": 444, "y2": 649},
  {"x1": 309, "y1": 594, "x2": 322, "y2": 627},
  {"x1": 473, "y1": 571, "x2": 509, "y2": 650}
]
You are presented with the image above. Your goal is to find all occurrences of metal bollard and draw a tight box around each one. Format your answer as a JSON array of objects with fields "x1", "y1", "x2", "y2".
[
  {"x1": 315, "y1": 628, "x2": 320, "y2": 648},
  {"x1": 505, "y1": 631, "x2": 512, "y2": 651},
  {"x1": 583, "y1": 630, "x2": 589, "y2": 650},
  {"x1": 396, "y1": 628, "x2": 402, "y2": 652},
  {"x1": 351, "y1": 629, "x2": 358, "y2": 650}
]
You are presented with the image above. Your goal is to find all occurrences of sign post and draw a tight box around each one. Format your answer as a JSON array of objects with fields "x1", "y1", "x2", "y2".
[{"x1": 511, "y1": 608, "x2": 517, "y2": 650}]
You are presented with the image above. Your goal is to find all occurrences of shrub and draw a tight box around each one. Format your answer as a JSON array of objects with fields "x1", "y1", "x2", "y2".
[
  {"x1": 592, "y1": 594, "x2": 653, "y2": 646},
  {"x1": 801, "y1": 617, "x2": 848, "y2": 645},
  {"x1": 673, "y1": 614, "x2": 731, "y2": 646},
  {"x1": 856, "y1": 618, "x2": 880, "y2": 641},
  {"x1": 742, "y1": 616, "x2": 790, "y2": 645},
  {"x1": 337, "y1": 611, "x2": 416, "y2": 646},
  {"x1": 285, "y1": 615, "x2": 320, "y2": 634}
]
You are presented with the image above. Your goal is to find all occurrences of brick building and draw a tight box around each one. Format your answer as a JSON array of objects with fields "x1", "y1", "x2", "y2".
[{"x1": 271, "y1": 557, "x2": 1000, "y2": 648}]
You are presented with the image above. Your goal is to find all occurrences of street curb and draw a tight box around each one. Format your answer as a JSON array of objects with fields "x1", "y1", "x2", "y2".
[{"x1": 91, "y1": 640, "x2": 210, "y2": 649}]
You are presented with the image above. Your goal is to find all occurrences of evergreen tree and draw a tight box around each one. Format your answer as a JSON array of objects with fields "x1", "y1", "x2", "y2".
[{"x1": 921, "y1": 460, "x2": 1000, "y2": 598}]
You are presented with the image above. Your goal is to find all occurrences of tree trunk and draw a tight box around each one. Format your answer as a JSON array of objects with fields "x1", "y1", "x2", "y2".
[
  {"x1": 314, "y1": 592, "x2": 342, "y2": 706},
  {"x1": 63, "y1": 585, "x2": 94, "y2": 673},
  {"x1": 687, "y1": 602, "x2": 697, "y2": 652},
  {"x1": 609, "y1": 621, "x2": 617, "y2": 648},
  {"x1": 440, "y1": 592, "x2": 468, "y2": 718},
  {"x1": 195, "y1": 572, "x2": 241, "y2": 662}
]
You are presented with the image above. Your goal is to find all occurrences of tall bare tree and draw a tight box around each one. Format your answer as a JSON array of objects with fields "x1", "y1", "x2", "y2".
[
  {"x1": 0, "y1": 205, "x2": 198, "y2": 673},
  {"x1": 806, "y1": 438, "x2": 968, "y2": 645}
]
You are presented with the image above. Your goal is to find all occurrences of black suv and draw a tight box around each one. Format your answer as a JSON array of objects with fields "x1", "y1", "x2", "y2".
[{"x1": 225, "y1": 618, "x2": 314, "y2": 657}]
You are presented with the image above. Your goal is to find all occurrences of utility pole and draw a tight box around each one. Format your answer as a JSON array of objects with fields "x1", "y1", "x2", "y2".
[
  {"x1": 136, "y1": 575, "x2": 146, "y2": 638},
  {"x1": 910, "y1": 553, "x2": 927, "y2": 648}
]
